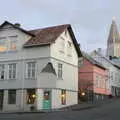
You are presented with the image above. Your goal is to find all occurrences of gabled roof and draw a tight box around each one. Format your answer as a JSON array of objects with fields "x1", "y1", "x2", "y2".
[
  {"x1": 82, "y1": 52, "x2": 107, "y2": 70},
  {"x1": 41, "y1": 62, "x2": 56, "y2": 75},
  {"x1": 92, "y1": 51, "x2": 120, "y2": 69},
  {"x1": 23, "y1": 24, "x2": 82, "y2": 57},
  {"x1": 0, "y1": 21, "x2": 34, "y2": 36}
]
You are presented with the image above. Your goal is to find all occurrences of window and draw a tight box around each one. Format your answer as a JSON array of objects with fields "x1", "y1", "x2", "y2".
[
  {"x1": 9, "y1": 36, "x2": 17, "y2": 51},
  {"x1": 61, "y1": 89, "x2": 66, "y2": 105},
  {"x1": 26, "y1": 62, "x2": 36, "y2": 79},
  {"x1": 96, "y1": 75, "x2": 99, "y2": 87},
  {"x1": 0, "y1": 65, "x2": 4, "y2": 80},
  {"x1": 8, "y1": 90, "x2": 16, "y2": 104},
  {"x1": 27, "y1": 89, "x2": 36, "y2": 104},
  {"x1": 98, "y1": 76, "x2": 101, "y2": 88},
  {"x1": 9, "y1": 64, "x2": 16, "y2": 79},
  {"x1": 58, "y1": 63, "x2": 62, "y2": 78},
  {"x1": 60, "y1": 37, "x2": 65, "y2": 52},
  {"x1": 0, "y1": 37, "x2": 7, "y2": 52},
  {"x1": 110, "y1": 72, "x2": 114, "y2": 81},
  {"x1": 67, "y1": 41, "x2": 72, "y2": 56}
]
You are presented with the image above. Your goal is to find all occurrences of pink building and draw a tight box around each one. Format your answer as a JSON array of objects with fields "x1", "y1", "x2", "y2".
[{"x1": 78, "y1": 53, "x2": 109, "y2": 102}]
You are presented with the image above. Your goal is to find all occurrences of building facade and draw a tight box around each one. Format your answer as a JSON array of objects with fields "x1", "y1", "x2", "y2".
[
  {"x1": 91, "y1": 51, "x2": 120, "y2": 97},
  {"x1": 0, "y1": 21, "x2": 81, "y2": 111},
  {"x1": 78, "y1": 53, "x2": 109, "y2": 102}
]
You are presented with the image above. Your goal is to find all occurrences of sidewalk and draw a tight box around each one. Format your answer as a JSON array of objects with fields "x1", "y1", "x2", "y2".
[
  {"x1": 60, "y1": 98, "x2": 117, "y2": 111},
  {"x1": 0, "y1": 98, "x2": 117, "y2": 114}
]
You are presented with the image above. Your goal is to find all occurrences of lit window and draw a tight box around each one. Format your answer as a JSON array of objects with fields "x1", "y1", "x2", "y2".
[
  {"x1": 26, "y1": 62, "x2": 36, "y2": 79},
  {"x1": 58, "y1": 63, "x2": 62, "y2": 78},
  {"x1": 61, "y1": 90, "x2": 66, "y2": 105},
  {"x1": 9, "y1": 64, "x2": 16, "y2": 79},
  {"x1": 10, "y1": 36, "x2": 17, "y2": 51},
  {"x1": 27, "y1": 89, "x2": 36, "y2": 104},
  {"x1": 0, "y1": 65, "x2": 4, "y2": 80},
  {"x1": 0, "y1": 38, "x2": 7, "y2": 52},
  {"x1": 8, "y1": 90, "x2": 16, "y2": 104}
]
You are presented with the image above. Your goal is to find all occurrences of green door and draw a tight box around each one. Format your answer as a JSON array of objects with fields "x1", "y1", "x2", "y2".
[{"x1": 43, "y1": 91, "x2": 51, "y2": 109}]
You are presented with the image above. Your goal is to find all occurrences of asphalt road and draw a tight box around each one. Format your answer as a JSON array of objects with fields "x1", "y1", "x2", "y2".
[{"x1": 0, "y1": 99, "x2": 120, "y2": 120}]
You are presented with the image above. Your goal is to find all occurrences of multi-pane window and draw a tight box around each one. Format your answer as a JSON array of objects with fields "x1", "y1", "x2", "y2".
[
  {"x1": 61, "y1": 89, "x2": 66, "y2": 105},
  {"x1": 58, "y1": 63, "x2": 62, "y2": 78},
  {"x1": 98, "y1": 76, "x2": 101, "y2": 88},
  {"x1": 0, "y1": 37, "x2": 7, "y2": 52},
  {"x1": 9, "y1": 64, "x2": 16, "y2": 79},
  {"x1": 67, "y1": 41, "x2": 72, "y2": 56},
  {"x1": 96, "y1": 75, "x2": 99, "y2": 87},
  {"x1": 8, "y1": 89, "x2": 16, "y2": 104},
  {"x1": 9, "y1": 36, "x2": 17, "y2": 51},
  {"x1": 0, "y1": 36, "x2": 17, "y2": 52},
  {"x1": 0, "y1": 65, "x2": 4, "y2": 80},
  {"x1": 27, "y1": 62, "x2": 36, "y2": 79}
]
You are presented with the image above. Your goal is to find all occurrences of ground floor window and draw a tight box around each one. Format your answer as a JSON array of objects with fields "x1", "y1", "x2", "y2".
[
  {"x1": 27, "y1": 89, "x2": 36, "y2": 104},
  {"x1": 61, "y1": 89, "x2": 66, "y2": 105},
  {"x1": 8, "y1": 89, "x2": 16, "y2": 104}
]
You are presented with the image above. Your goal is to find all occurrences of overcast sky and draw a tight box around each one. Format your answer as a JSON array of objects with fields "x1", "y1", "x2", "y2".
[{"x1": 0, "y1": 0, "x2": 120, "y2": 52}]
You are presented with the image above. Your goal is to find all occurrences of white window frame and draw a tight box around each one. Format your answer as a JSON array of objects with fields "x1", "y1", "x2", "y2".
[
  {"x1": 67, "y1": 41, "x2": 72, "y2": 56},
  {"x1": 8, "y1": 63, "x2": 16, "y2": 80},
  {"x1": 0, "y1": 64, "x2": 5, "y2": 80},
  {"x1": 9, "y1": 36, "x2": 17, "y2": 51},
  {"x1": 58, "y1": 63, "x2": 63, "y2": 79},
  {"x1": 26, "y1": 62, "x2": 36, "y2": 79},
  {"x1": 0, "y1": 37, "x2": 7, "y2": 52}
]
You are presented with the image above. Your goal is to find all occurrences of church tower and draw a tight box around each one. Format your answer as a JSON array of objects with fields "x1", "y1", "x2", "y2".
[{"x1": 107, "y1": 17, "x2": 120, "y2": 58}]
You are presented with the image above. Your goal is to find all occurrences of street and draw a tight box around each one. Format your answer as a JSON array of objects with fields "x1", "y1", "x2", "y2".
[{"x1": 0, "y1": 99, "x2": 120, "y2": 120}]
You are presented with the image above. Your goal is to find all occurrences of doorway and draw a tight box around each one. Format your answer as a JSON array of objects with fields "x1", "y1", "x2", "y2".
[{"x1": 0, "y1": 90, "x2": 4, "y2": 110}]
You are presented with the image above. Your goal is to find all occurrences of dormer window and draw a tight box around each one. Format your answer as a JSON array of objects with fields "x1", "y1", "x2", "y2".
[
  {"x1": 9, "y1": 36, "x2": 17, "y2": 51},
  {"x1": 0, "y1": 36, "x2": 17, "y2": 53},
  {"x1": 0, "y1": 37, "x2": 7, "y2": 52}
]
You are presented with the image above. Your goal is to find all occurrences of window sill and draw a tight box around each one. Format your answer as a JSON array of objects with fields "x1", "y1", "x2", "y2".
[
  {"x1": 58, "y1": 77, "x2": 63, "y2": 80},
  {"x1": 59, "y1": 50, "x2": 64, "y2": 54},
  {"x1": 25, "y1": 78, "x2": 36, "y2": 80},
  {"x1": 67, "y1": 54, "x2": 72, "y2": 57},
  {"x1": 7, "y1": 79, "x2": 16, "y2": 81},
  {"x1": 0, "y1": 50, "x2": 18, "y2": 54}
]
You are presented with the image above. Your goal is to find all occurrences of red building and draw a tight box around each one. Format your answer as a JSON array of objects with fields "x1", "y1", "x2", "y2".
[{"x1": 78, "y1": 53, "x2": 109, "y2": 102}]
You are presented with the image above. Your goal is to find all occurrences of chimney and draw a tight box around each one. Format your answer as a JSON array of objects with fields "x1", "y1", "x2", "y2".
[
  {"x1": 97, "y1": 48, "x2": 102, "y2": 54},
  {"x1": 14, "y1": 23, "x2": 21, "y2": 28}
]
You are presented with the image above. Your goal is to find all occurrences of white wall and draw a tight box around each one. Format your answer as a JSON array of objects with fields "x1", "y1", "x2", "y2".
[
  {"x1": 50, "y1": 30, "x2": 78, "y2": 66},
  {"x1": 50, "y1": 30, "x2": 78, "y2": 91},
  {"x1": 51, "y1": 89, "x2": 77, "y2": 109},
  {"x1": 36, "y1": 89, "x2": 43, "y2": 110}
]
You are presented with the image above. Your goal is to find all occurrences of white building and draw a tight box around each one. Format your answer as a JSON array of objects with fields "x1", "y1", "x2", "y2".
[
  {"x1": 91, "y1": 51, "x2": 120, "y2": 96},
  {"x1": 0, "y1": 21, "x2": 82, "y2": 111}
]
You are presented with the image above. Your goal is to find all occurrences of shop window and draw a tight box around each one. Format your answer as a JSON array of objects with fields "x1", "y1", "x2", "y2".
[
  {"x1": 61, "y1": 89, "x2": 66, "y2": 105},
  {"x1": 44, "y1": 91, "x2": 50, "y2": 100},
  {"x1": 27, "y1": 89, "x2": 36, "y2": 104}
]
